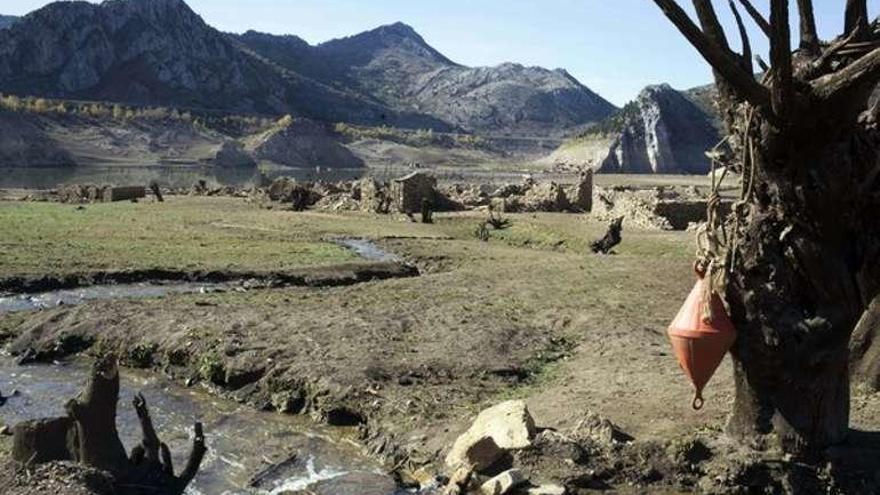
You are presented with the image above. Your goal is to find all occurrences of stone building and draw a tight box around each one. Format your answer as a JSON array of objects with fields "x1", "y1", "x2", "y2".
[{"x1": 391, "y1": 172, "x2": 437, "y2": 213}]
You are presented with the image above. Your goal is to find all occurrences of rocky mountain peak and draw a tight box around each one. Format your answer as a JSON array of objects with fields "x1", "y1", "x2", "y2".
[
  {"x1": 0, "y1": 3, "x2": 618, "y2": 137},
  {"x1": 0, "y1": 15, "x2": 19, "y2": 29},
  {"x1": 319, "y1": 21, "x2": 456, "y2": 68},
  {"x1": 599, "y1": 84, "x2": 720, "y2": 174}
]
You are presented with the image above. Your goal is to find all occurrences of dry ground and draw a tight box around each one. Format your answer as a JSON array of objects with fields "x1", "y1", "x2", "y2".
[{"x1": 1, "y1": 197, "x2": 877, "y2": 493}]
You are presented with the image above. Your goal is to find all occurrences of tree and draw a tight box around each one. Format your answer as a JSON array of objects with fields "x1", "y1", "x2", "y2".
[{"x1": 653, "y1": 0, "x2": 880, "y2": 454}]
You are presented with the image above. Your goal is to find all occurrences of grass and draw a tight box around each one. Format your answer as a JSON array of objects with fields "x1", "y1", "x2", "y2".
[
  {"x1": 0, "y1": 197, "x2": 695, "y2": 277},
  {"x1": 0, "y1": 195, "x2": 714, "y2": 446},
  {"x1": 0, "y1": 197, "x2": 364, "y2": 276}
]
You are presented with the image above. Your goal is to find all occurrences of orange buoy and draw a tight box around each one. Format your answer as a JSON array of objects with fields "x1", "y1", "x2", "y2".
[{"x1": 667, "y1": 264, "x2": 736, "y2": 410}]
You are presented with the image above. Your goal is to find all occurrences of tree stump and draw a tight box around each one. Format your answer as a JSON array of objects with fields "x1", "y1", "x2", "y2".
[
  {"x1": 10, "y1": 355, "x2": 206, "y2": 494},
  {"x1": 590, "y1": 217, "x2": 623, "y2": 254}
]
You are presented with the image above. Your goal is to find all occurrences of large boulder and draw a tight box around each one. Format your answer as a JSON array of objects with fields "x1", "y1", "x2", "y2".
[
  {"x1": 445, "y1": 400, "x2": 537, "y2": 472},
  {"x1": 390, "y1": 171, "x2": 437, "y2": 213},
  {"x1": 265, "y1": 177, "x2": 320, "y2": 210}
]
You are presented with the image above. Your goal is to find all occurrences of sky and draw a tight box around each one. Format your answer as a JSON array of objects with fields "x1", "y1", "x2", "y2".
[{"x1": 2, "y1": 0, "x2": 870, "y2": 106}]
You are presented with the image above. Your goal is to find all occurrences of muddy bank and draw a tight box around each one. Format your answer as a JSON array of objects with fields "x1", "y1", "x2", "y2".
[{"x1": 0, "y1": 261, "x2": 418, "y2": 296}]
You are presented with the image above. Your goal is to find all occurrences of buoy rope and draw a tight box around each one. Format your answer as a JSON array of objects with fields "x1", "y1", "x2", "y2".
[{"x1": 696, "y1": 104, "x2": 757, "y2": 323}]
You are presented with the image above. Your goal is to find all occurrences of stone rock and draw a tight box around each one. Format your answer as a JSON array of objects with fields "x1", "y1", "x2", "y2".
[
  {"x1": 481, "y1": 469, "x2": 526, "y2": 495},
  {"x1": 358, "y1": 177, "x2": 391, "y2": 213},
  {"x1": 445, "y1": 400, "x2": 537, "y2": 472},
  {"x1": 214, "y1": 140, "x2": 256, "y2": 168},
  {"x1": 523, "y1": 484, "x2": 566, "y2": 495},
  {"x1": 566, "y1": 170, "x2": 593, "y2": 212},
  {"x1": 390, "y1": 171, "x2": 437, "y2": 213},
  {"x1": 571, "y1": 410, "x2": 631, "y2": 446},
  {"x1": 265, "y1": 177, "x2": 320, "y2": 210},
  {"x1": 599, "y1": 84, "x2": 720, "y2": 174},
  {"x1": 518, "y1": 182, "x2": 569, "y2": 212}
]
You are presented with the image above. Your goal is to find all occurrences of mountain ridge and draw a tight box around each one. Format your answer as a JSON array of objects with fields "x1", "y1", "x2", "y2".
[{"x1": 0, "y1": 2, "x2": 615, "y2": 136}]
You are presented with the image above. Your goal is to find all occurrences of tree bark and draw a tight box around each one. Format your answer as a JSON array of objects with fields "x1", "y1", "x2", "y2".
[{"x1": 654, "y1": 0, "x2": 880, "y2": 455}]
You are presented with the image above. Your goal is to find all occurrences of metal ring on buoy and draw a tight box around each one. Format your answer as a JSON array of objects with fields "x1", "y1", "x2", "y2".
[
  {"x1": 692, "y1": 393, "x2": 705, "y2": 411},
  {"x1": 693, "y1": 260, "x2": 707, "y2": 279}
]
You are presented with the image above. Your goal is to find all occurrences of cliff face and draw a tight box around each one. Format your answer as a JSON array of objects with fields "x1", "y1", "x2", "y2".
[
  {"x1": 599, "y1": 84, "x2": 720, "y2": 174},
  {"x1": 0, "y1": 1, "x2": 616, "y2": 136}
]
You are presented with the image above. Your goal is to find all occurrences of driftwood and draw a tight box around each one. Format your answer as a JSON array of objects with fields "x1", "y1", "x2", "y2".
[
  {"x1": 590, "y1": 217, "x2": 623, "y2": 254},
  {"x1": 11, "y1": 356, "x2": 206, "y2": 494}
]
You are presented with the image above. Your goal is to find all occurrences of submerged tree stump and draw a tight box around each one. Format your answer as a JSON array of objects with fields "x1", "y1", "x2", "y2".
[
  {"x1": 10, "y1": 356, "x2": 206, "y2": 495},
  {"x1": 591, "y1": 217, "x2": 624, "y2": 254}
]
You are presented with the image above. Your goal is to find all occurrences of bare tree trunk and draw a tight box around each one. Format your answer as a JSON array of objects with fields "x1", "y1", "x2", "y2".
[{"x1": 654, "y1": 0, "x2": 880, "y2": 454}]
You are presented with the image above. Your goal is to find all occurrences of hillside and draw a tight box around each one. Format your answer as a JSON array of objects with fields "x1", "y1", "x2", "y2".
[
  {"x1": 0, "y1": 15, "x2": 17, "y2": 29},
  {"x1": 547, "y1": 84, "x2": 721, "y2": 174},
  {"x1": 0, "y1": 0, "x2": 615, "y2": 137}
]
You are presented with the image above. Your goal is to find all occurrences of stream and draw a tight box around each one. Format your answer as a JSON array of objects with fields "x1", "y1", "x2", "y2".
[
  {"x1": 0, "y1": 239, "x2": 416, "y2": 493},
  {"x1": 0, "y1": 357, "x2": 407, "y2": 494},
  {"x1": 0, "y1": 239, "x2": 400, "y2": 315}
]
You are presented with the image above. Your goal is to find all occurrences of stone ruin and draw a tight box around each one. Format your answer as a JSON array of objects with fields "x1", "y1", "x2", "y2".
[
  {"x1": 592, "y1": 184, "x2": 732, "y2": 231},
  {"x1": 57, "y1": 184, "x2": 146, "y2": 204},
  {"x1": 391, "y1": 171, "x2": 437, "y2": 213}
]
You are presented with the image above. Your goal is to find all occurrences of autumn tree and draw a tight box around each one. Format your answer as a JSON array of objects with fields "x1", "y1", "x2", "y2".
[{"x1": 653, "y1": 0, "x2": 880, "y2": 454}]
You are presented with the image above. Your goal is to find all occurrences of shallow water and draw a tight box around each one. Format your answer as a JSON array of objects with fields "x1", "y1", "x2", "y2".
[
  {"x1": 0, "y1": 166, "x2": 368, "y2": 191},
  {"x1": 0, "y1": 357, "x2": 404, "y2": 494},
  {"x1": 0, "y1": 241, "x2": 403, "y2": 315},
  {"x1": 0, "y1": 282, "x2": 226, "y2": 314},
  {"x1": 335, "y1": 239, "x2": 402, "y2": 263}
]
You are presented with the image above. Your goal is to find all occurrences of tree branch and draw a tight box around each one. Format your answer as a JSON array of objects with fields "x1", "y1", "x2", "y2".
[
  {"x1": 133, "y1": 393, "x2": 160, "y2": 464},
  {"x1": 729, "y1": 0, "x2": 754, "y2": 72},
  {"x1": 736, "y1": 0, "x2": 771, "y2": 36},
  {"x1": 693, "y1": 0, "x2": 729, "y2": 49},
  {"x1": 770, "y1": 0, "x2": 793, "y2": 118},
  {"x1": 653, "y1": 0, "x2": 770, "y2": 109},
  {"x1": 813, "y1": 46, "x2": 880, "y2": 101},
  {"x1": 797, "y1": 0, "x2": 821, "y2": 57},
  {"x1": 845, "y1": 0, "x2": 870, "y2": 39},
  {"x1": 175, "y1": 422, "x2": 206, "y2": 495}
]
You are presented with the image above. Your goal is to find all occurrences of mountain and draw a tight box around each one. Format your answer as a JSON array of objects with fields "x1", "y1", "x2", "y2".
[
  {"x1": 240, "y1": 24, "x2": 616, "y2": 136},
  {"x1": 0, "y1": 1, "x2": 615, "y2": 137},
  {"x1": 547, "y1": 84, "x2": 721, "y2": 174},
  {"x1": 0, "y1": 0, "x2": 417, "y2": 127},
  {"x1": 0, "y1": 15, "x2": 18, "y2": 29},
  {"x1": 599, "y1": 84, "x2": 720, "y2": 174}
]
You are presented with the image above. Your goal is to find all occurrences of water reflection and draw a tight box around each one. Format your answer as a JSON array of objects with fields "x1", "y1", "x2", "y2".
[{"x1": 0, "y1": 166, "x2": 369, "y2": 190}]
